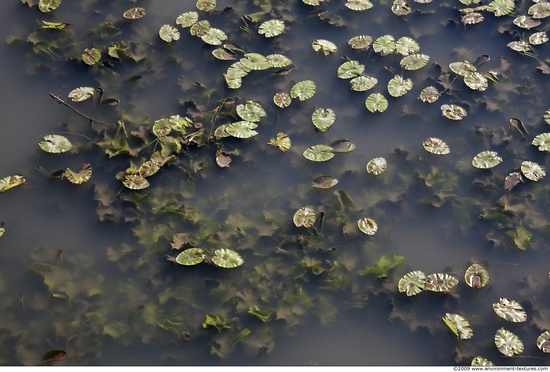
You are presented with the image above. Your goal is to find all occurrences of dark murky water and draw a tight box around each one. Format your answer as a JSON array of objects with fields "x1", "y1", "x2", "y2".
[{"x1": 0, "y1": 0, "x2": 549, "y2": 366}]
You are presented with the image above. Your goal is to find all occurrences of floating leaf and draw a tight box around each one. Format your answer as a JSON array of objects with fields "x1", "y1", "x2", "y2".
[
  {"x1": 312, "y1": 39, "x2": 338, "y2": 56},
  {"x1": 462, "y1": 12, "x2": 484, "y2": 25},
  {"x1": 513, "y1": 15, "x2": 541, "y2": 29},
  {"x1": 365, "y1": 93, "x2": 388, "y2": 113},
  {"x1": 373, "y1": 35, "x2": 396, "y2": 55},
  {"x1": 176, "y1": 11, "x2": 199, "y2": 27},
  {"x1": 464, "y1": 263, "x2": 489, "y2": 288},
  {"x1": 395, "y1": 37, "x2": 419, "y2": 55},
  {"x1": 398, "y1": 270, "x2": 426, "y2": 296},
  {"x1": 82, "y1": 48, "x2": 101, "y2": 65},
  {"x1": 350, "y1": 76, "x2": 377, "y2": 91},
  {"x1": 330, "y1": 139, "x2": 355, "y2": 153},
  {"x1": 159, "y1": 24, "x2": 180, "y2": 42},
  {"x1": 68, "y1": 86, "x2": 95, "y2": 102},
  {"x1": 449, "y1": 61, "x2": 477, "y2": 76},
  {"x1": 441, "y1": 104, "x2": 467, "y2": 120},
  {"x1": 201, "y1": 28, "x2": 227, "y2": 45},
  {"x1": 268, "y1": 132, "x2": 291, "y2": 152},
  {"x1": 212, "y1": 48, "x2": 237, "y2": 60},
  {"x1": 464, "y1": 72, "x2": 488, "y2": 91},
  {"x1": 487, "y1": 0, "x2": 515, "y2": 16},
  {"x1": 348, "y1": 35, "x2": 373, "y2": 50},
  {"x1": 442, "y1": 313, "x2": 473, "y2": 339},
  {"x1": 266, "y1": 54, "x2": 292, "y2": 68},
  {"x1": 40, "y1": 21, "x2": 69, "y2": 30},
  {"x1": 357, "y1": 217, "x2": 378, "y2": 235},
  {"x1": 211, "y1": 249, "x2": 243, "y2": 268},
  {"x1": 122, "y1": 175, "x2": 149, "y2": 190},
  {"x1": 196, "y1": 0, "x2": 216, "y2": 12},
  {"x1": 495, "y1": 328, "x2": 524, "y2": 356},
  {"x1": 290, "y1": 80, "x2": 316, "y2": 101},
  {"x1": 493, "y1": 298, "x2": 527, "y2": 322},
  {"x1": 190, "y1": 20, "x2": 211, "y2": 37},
  {"x1": 529, "y1": 32, "x2": 548, "y2": 45},
  {"x1": 38, "y1": 0, "x2": 61, "y2": 13},
  {"x1": 293, "y1": 207, "x2": 317, "y2": 228},
  {"x1": 366, "y1": 157, "x2": 387, "y2": 175},
  {"x1": 258, "y1": 20, "x2": 285, "y2": 38},
  {"x1": 64, "y1": 163, "x2": 92, "y2": 184},
  {"x1": 392, "y1": 0, "x2": 411, "y2": 16},
  {"x1": 0, "y1": 175, "x2": 25, "y2": 192},
  {"x1": 273, "y1": 92, "x2": 291, "y2": 108},
  {"x1": 387, "y1": 75, "x2": 413, "y2": 97},
  {"x1": 225, "y1": 121, "x2": 258, "y2": 139},
  {"x1": 418, "y1": 86, "x2": 440, "y2": 103},
  {"x1": 337, "y1": 60, "x2": 365, "y2": 79},
  {"x1": 472, "y1": 151, "x2": 502, "y2": 169},
  {"x1": 240, "y1": 53, "x2": 270, "y2": 70},
  {"x1": 312, "y1": 175, "x2": 338, "y2": 189},
  {"x1": 39, "y1": 134, "x2": 72, "y2": 153},
  {"x1": 471, "y1": 357, "x2": 494, "y2": 366},
  {"x1": 537, "y1": 331, "x2": 550, "y2": 353},
  {"x1": 303, "y1": 144, "x2": 334, "y2": 162},
  {"x1": 345, "y1": 0, "x2": 374, "y2": 11},
  {"x1": 521, "y1": 160, "x2": 546, "y2": 181},
  {"x1": 507, "y1": 41, "x2": 531, "y2": 53},
  {"x1": 528, "y1": 2, "x2": 550, "y2": 19},
  {"x1": 422, "y1": 137, "x2": 450, "y2": 155},
  {"x1": 175, "y1": 248, "x2": 206, "y2": 266},
  {"x1": 311, "y1": 108, "x2": 336, "y2": 132},
  {"x1": 237, "y1": 101, "x2": 266, "y2": 122},
  {"x1": 424, "y1": 273, "x2": 458, "y2": 292},
  {"x1": 123, "y1": 7, "x2": 146, "y2": 19},
  {"x1": 532, "y1": 133, "x2": 550, "y2": 152},
  {"x1": 400, "y1": 54, "x2": 429, "y2": 70}
]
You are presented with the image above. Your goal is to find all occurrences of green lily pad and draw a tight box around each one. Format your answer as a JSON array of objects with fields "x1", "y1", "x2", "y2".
[
  {"x1": 39, "y1": 134, "x2": 72, "y2": 153},
  {"x1": 312, "y1": 39, "x2": 338, "y2": 56},
  {"x1": 387, "y1": 75, "x2": 413, "y2": 97},
  {"x1": 38, "y1": 0, "x2": 61, "y2": 13},
  {"x1": 449, "y1": 61, "x2": 477, "y2": 76},
  {"x1": 532, "y1": 133, "x2": 550, "y2": 152},
  {"x1": 345, "y1": 0, "x2": 374, "y2": 11},
  {"x1": 293, "y1": 206, "x2": 317, "y2": 228},
  {"x1": 68, "y1": 87, "x2": 95, "y2": 102},
  {"x1": 513, "y1": 15, "x2": 541, "y2": 29},
  {"x1": 225, "y1": 121, "x2": 258, "y2": 139},
  {"x1": 240, "y1": 53, "x2": 270, "y2": 70},
  {"x1": 176, "y1": 11, "x2": 199, "y2": 27},
  {"x1": 212, "y1": 48, "x2": 237, "y2": 60},
  {"x1": 303, "y1": 144, "x2": 334, "y2": 162},
  {"x1": 396, "y1": 37, "x2": 419, "y2": 55},
  {"x1": 472, "y1": 151, "x2": 502, "y2": 169},
  {"x1": 461, "y1": 12, "x2": 484, "y2": 25},
  {"x1": 237, "y1": 101, "x2": 266, "y2": 122},
  {"x1": 139, "y1": 160, "x2": 161, "y2": 178},
  {"x1": 392, "y1": 0, "x2": 411, "y2": 16},
  {"x1": 464, "y1": 263, "x2": 489, "y2": 288},
  {"x1": 63, "y1": 164, "x2": 92, "y2": 184},
  {"x1": 536, "y1": 331, "x2": 550, "y2": 353},
  {"x1": 422, "y1": 137, "x2": 450, "y2": 155},
  {"x1": 442, "y1": 313, "x2": 473, "y2": 339},
  {"x1": 201, "y1": 28, "x2": 227, "y2": 45},
  {"x1": 123, "y1": 7, "x2": 146, "y2": 20},
  {"x1": 521, "y1": 160, "x2": 546, "y2": 181},
  {"x1": 175, "y1": 248, "x2": 206, "y2": 266},
  {"x1": 337, "y1": 60, "x2": 365, "y2": 79},
  {"x1": 290, "y1": 80, "x2": 316, "y2": 101},
  {"x1": 159, "y1": 24, "x2": 180, "y2": 42},
  {"x1": 508, "y1": 41, "x2": 531, "y2": 53},
  {"x1": 350, "y1": 76, "x2": 378, "y2": 91},
  {"x1": 357, "y1": 217, "x2": 378, "y2": 235},
  {"x1": 311, "y1": 108, "x2": 336, "y2": 132},
  {"x1": 258, "y1": 20, "x2": 285, "y2": 38},
  {"x1": 471, "y1": 356, "x2": 494, "y2": 366},
  {"x1": 424, "y1": 273, "x2": 458, "y2": 292},
  {"x1": 273, "y1": 92, "x2": 292, "y2": 108},
  {"x1": 266, "y1": 54, "x2": 292, "y2": 68},
  {"x1": 495, "y1": 328, "x2": 524, "y2": 356},
  {"x1": 441, "y1": 104, "x2": 467, "y2": 120},
  {"x1": 487, "y1": 0, "x2": 515, "y2": 16},
  {"x1": 0, "y1": 175, "x2": 25, "y2": 192},
  {"x1": 365, "y1": 93, "x2": 388, "y2": 113},
  {"x1": 40, "y1": 21, "x2": 69, "y2": 30},
  {"x1": 312, "y1": 175, "x2": 339, "y2": 189},
  {"x1": 400, "y1": 54, "x2": 429, "y2": 70},
  {"x1": 211, "y1": 249, "x2": 244, "y2": 268},
  {"x1": 348, "y1": 35, "x2": 373, "y2": 50},
  {"x1": 418, "y1": 86, "x2": 440, "y2": 103},
  {"x1": 82, "y1": 48, "x2": 101, "y2": 65},
  {"x1": 122, "y1": 174, "x2": 150, "y2": 190},
  {"x1": 464, "y1": 72, "x2": 488, "y2": 91},
  {"x1": 529, "y1": 2, "x2": 550, "y2": 19},
  {"x1": 366, "y1": 157, "x2": 387, "y2": 175},
  {"x1": 493, "y1": 298, "x2": 527, "y2": 322},
  {"x1": 190, "y1": 20, "x2": 211, "y2": 37},
  {"x1": 529, "y1": 32, "x2": 548, "y2": 45},
  {"x1": 196, "y1": 0, "x2": 217, "y2": 12},
  {"x1": 398, "y1": 270, "x2": 426, "y2": 296},
  {"x1": 373, "y1": 35, "x2": 396, "y2": 55}
]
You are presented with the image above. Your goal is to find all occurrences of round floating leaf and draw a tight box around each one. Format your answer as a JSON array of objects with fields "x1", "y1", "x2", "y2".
[
  {"x1": 513, "y1": 15, "x2": 541, "y2": 29},
  {"x1": 487, "y1": 0, "x2": 515, "y2": 16},
  {"x1": 507, "y1": 41, "x2": 531, "y2": 52},
  {"x1": 311, "y1": 108, "x2": 336, "y2": 132},
  {"x1": 521, "y1": 160, "x2": 546, "y2": 181},
  {"x1": 240, "y1": 53, "x2": 270, "y2": 70},
  {"x1": 365, "y1": 93, "x2": 388, "y2": 113},
  {"x1": 462, "y1": 12, "x2": 484, "y2": 25},
  {"x1": 337, "y1": 60, "x2": 365, "y2": 79},
  {"x1": 424, "y1": 273, "x2": 458, "y2": 292},
  {"x1": 392, "y1": 0, "x2": 411, "y2": 16},
  {"x1": 400, "y1": 54, "x2": 429, "y2": 70},
  {"x1": 464, "y1": 72, "x2": 488, "y2": 91},
  {"x1": 422, "y1": 137, "x2": 450, "y2": 155},
  {"x1": 350, "y1": 76, "x2": 377, "y2": 91},
  {"x1": 211, "y1": 248, "x2": 244, "y2": 268},
  {"x1": 225, "y1": 121, "x2": 258, "y2": 138},
  {"x1": 398, "y1": 270, "x2": 426, "y2": 296},
  {"x1": 123, "y1": 7, "x2": 146, "y2": 19},
  {"x1": 266, "y1": 54, "x2": 292, "y2": 68},
  {"x1": 366, "y1": 157, "x2": 387, "y2": 175},
  {"x1": 0, "y1": 175, "x2": 25, "y2": 192},
  {"x1": 64, "y1": 163, "x2": 92, "y2": 184},
  {"x1": 159, "y1": 24, "x2": 180, "y2": 42},
  {"x1": 39, "y1": 134, "x2": 72, "y2": 153},
  {"x1": 471, "y1": 357, "x2": 494, "y2": 366},
  {"x1": 449, "y1": 61, "x2": 477, "y2": 76},
  {"x1": 441, "y1": 104, "x2": 467, "y2": 120},
  {"x1": 493, "y1": 298, "x2": 527, "y2": 322},
  {"x1": 464, "y1": 263, "x2": 489, "y2": 288},
  {"x1": 196, "y1": 0, "x2": 216, "y2": 12},
  {"x1": 258, "y1": 20, "x2": 285, "y2": 38},
  {"x1": 373, "y1": 35, "x2": 396, "y2": 55},
  {"x1": 82, "y1": 48, "x2": 101, "y2": 65},
  {"x1": 290, "y1": 80, "x2": 316, "y2": 101},
  {"x1": 495, "y1": 328, "x2": 524, "y2": 356},
  {"x1": 303, "y1": 144, "x2": 334, "y2": 162},
  {"x1": 532, "y1": 133, "x2": 550, "y2": 152},
  {"x1": 312, "y1": 39, "x2": 338, "y2": 56},
  {"x1": 175, "y1": 248, "x2": 206, "y2": 266},
  {"x1": 212, "y1": 48, "x2": 237, "y2": 60},
  {"x1": 268, "y1": 132, "x2": 291, "y2": 152},
  {"x1": 472, "y1": 151, "x2": 502, "y2": 169},
  {"x1": 330, "y1": 139, "x2": 356, "y2": 153},
  {"x1": 357, "y1": 217, "x2": 378, "y2": 235},
  {"x1": 68, "y1": 87, "x2": 95, "y2": 102},
  {"x1": 442, "y1": 313, "x2": 473, "y2": 340},
  {"x1": 176, "y1": 11, "x2": 199, "y2": 27},
  {"x1": 528, "y1": 2, "x2": 550, "y2": 19},
  {"x1": 237, "y1": 101, "x2": 266, "y2": 122},
  {"x1": 139, "y1": 159, "x2": 163, "y2": 178},
  {"x1": 293, "y1": 206, "x2": 317, "y2": 228},
  {"x1": 544, "y1": 110, "x2": 550, "y2": 124},
  {"x1": 122, "y1": 174, "x2": 150, "y2": 190},
  {"x1": 395, "y1": 36, "x2": 420, "y2": 55},
  {"x1": 387, "y1": 75, "x2": 413, "y2": 97},
  {"x1": 348, "y1": 35, "x2": 373, "y2": 50},
  {"x1": 38, "y1": 0, "x2": 61, "y2": 13},
  {"x1": 214, "y1": 124, "x2": 230, "y2": 139},
  {"x1": 537, "y1": 331, "x2": 550, "y2": 353},
  {"x1": 345, "y1": 0, "x2": 373, "y2": 11},
  {"x1": 201, "y1": 27, "x2": 227, "y2": 45},
  {"x1": 273, "y1": 92, "x2": 291, "y2": 108},
  {"x1": 418, "y1": 86, "x2": 440, "y2": 103},
  {"x1": 226, "y1": 62, "x2": 250, "y2": 79},
  {"x1": 312, "y1": 175, "x2": 339, "y2": 189},
  {"x1": 529, "y1": 31, "x2": 548, "y2": 45}
]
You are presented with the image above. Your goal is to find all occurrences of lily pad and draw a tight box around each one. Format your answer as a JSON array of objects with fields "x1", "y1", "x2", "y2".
[
  {"x1": 39, "y1": 134, "x2": 72, "y2": 153},
  {"x1": 536, "y1": 331, "x2": 550, "y2": 353},
  {"x1": 392, "y1": 0, "x2": 411, "y2": 16},
  {"x1": 422, "y1": 137, "x2": 450, "y2": 155},
  {"x1": 387, "y1": 75, "x2": 413, "y2": 97},
  {"x1": 471, "y1": 357, "x2": 494, "y2": 366},
  {"x1": 348, "y1": 35, "x2": 373, "y2": 50},
  {"x1": 312, "y1": 175, "x2": 339, "y2": 189},
  {"x1": 395, "y1": 37, "x2": 420, "y2": 55},
  {"x1": 122, "y1": 175, "x2": 150, "y2": 190},
  {"x1": 290, "y1": 80, "x2": 316, "y2": 101},
  {"x1": 240, "y1": 53, "x2": 270, "y2": 70},
  {"x1": 442, "y1": 313, "x2": 473, "y2": 339},
  {"x1": 311, "y1": 108, "x2": 336, "y2": 132},
  {"x1": 449, "y1": 61, "x2": 477, "y2": 76},
  {"x1": 123, "y1": 7, "x2": 146, "y2": 20},
  {"x1": 495, "y1": 328, "x2": 524, "y2": 356},
  {"x1": 487, "y1": 0, "x2": 515, "y2": 16},
  {"x1": 201, "y1": 28, "x2": 227, "y2": 45},
  {"x1": 211, "y1": 248, "x2": 244, "y2": 268},
  {"x1": 357, "y1": 217, "x2": 378, "y2": 235},
  {"x1": 159, "y1": 24, "x2": 180, "y2": 42},
  {"x1": 303, "y1": 144, "x2": 334, "y2": 162},
  {"x1": 196, "y1": 0, "x2": 217, "y2": 12},
  {"x1": 345, "y1": 0, "x2": 374, "y2": 11},
  {"x1": 293, "y1": 206, "x2": 317, "y2": 228},
  {"x1": 337, "y1": 60, "x2": 365, "y2": 79},
  {"x1": 64, "y1": 163, "x2": 92, "y2": 184},
  {"x1": 266, "y1": 54, "x2": 292, "y2": 68},
  {"x1": 493, "y1": 298, "x2": 527, "y2": 322},
  {"x1": 38, "y1": 0, "x2": 61, "y2": 13},
  {"x1": 236, "y1": 101, "x2": 266, "y2": 122},
  {"x1": 528, "y1": 2, "x2": 550, "y2": 19},
  {"x1": 0, "y1": 175, "x2": 25, "y2": 192},
  {"x1": 398, "y1": 270, "x2": 426, "y2": 296},
  {"x1": 513, "y1": 15, "x2": 541, "y2": 29},
  {"x1": 424, "y1": 273, "x2": 458, "y2": 292},
  {"x1": 366, "y1": 157, "x2": 387, "y2": 175},
  {"x1": 273, "y1": 92, "x2": 291, "y2": 108},
  {"x1": 529, "y1": 32, "x2": 548, "y2": 45},
  {"x1": 258, "y1": 20, "x2": 285, "y2": 38},
  {"x1": 176, "y1": 11, "x2": 199, "y2": 27},
  {"x1": 520, "y1": 160, "x2": 546, "y2": 181},
  {"x1": 68, "y1": 87, "x2": 95, "y2": 102},
  {"x1": 82, "y1": 48, "x2": 101, "y2": 65},
  {"x1": 441, "y1": 104, "x2": 467, "y2": 120},
  {"x1": 267, "y1": 132, "x2": 291, "y2": 152},
  {"x1": 365, "y1": 93, "x2": 388, "y2": 113},
  {"x1": 400, "y1": 54, "x2": 429, "y2": 70},
  {"x1": 418, "y1": 86, "x2": 440, "y2": 103},
  {"x1": 532, "y1": 133, "x2": 550, "y2": 152},
  {"x1": 464, "y1": 72, "x2": 488, "y2": 91},
  {"x1": 312, "y1": 39, "x2": 338, "y2": 56},
  {"x1": 225, "y1": 121, "x2": 258, "y2": 139},
  {"x1": 350, "y1": 76, "x2": 377, "y2": 91},
  {"x1": 472, "y1": 151, "x2": 502, "y2": 169},
  {"x1": 175, "y1": 248, "x2": 206, "y2": 266},
  {"x1": 373, "y1": 35, "x2": 396, "y2": 55},
  {"x1": 464, "y1": 263, "x2": 489, "y2": 288},
  {"x1": 190, "y1": 20, "x2": 211, "y2": 37}
]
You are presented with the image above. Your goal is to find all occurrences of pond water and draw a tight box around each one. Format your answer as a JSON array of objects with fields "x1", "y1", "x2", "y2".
[{"x1": 0, "y1": 0, "x2": 550, "y2": 366}]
